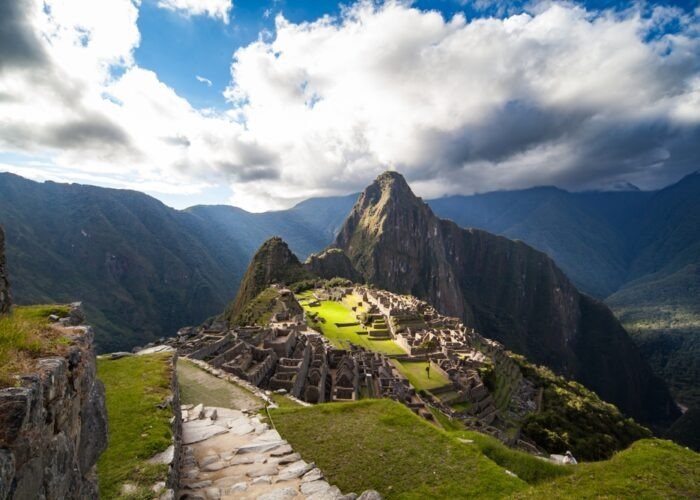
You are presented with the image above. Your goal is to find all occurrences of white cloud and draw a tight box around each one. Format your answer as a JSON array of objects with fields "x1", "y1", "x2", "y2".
[
  {"x1": 0, "y1": 1, "x2": 699, "y2": 211},
  {"x1": 222, "y1": 2, "x2": 700, "y2": 204},
  {"x1": 196, "y1": 75, "x2": 213, "y2": 86},
  {"x1": 157, "y1": 0, "x2": 232, "y2": 23}
]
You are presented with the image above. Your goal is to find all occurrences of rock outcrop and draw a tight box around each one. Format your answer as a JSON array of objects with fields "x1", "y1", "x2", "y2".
[
  {"x1": 0, "y1": 317, "x2": 108, "y2": 499},
  {"x1": 304, "y1": 248, "x2": 362, "y2": 283},
  {"x1": 335, "y1": 171, "x2": 679, "y2": 426},
  {"x1": 226, "y1": 237, "x2": 313, "y2": 324},
  {"x1": 0, "y1": 226, "x2": 10, "y2": 315}
]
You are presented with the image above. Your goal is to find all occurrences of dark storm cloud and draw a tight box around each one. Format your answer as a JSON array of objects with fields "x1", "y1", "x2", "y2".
[
  {"x1": 48, "y1": 115, "x2": 132, "y2": 149},
  {"x1": 0, "y1": 113, "x2": 133, "y2": 155},
  {"x1": 162, "y1": 135, "x2": 192, "y2": 147},
  {"x1": 219, "y1": 163, "x2": 281, "y2": 182},
  {"x1": 0, "y1": 1, "x2": 47, "y2": 72},
  {"x1": 433, "y1": 101, "x2": 591, "y2": 167},
  {"x1": 214, "y1": 141, "x2": 281, "y2": 182}
]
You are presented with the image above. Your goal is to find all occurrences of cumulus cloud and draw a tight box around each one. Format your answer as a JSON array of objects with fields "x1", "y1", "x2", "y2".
[
  {"x1": 0, "y1": 1, "x2": 699, "y2": 211},
  {"x1": 157, "y1": 0, "x2": 233, "y2": 23},
  {"x1": 223, "y1": 1, "x2": 700, "y2": 203}
]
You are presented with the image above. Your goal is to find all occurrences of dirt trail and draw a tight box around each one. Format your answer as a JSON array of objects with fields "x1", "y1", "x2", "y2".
[{"x1": 178, "y1": 359, "x2": 264, "y2": 411}]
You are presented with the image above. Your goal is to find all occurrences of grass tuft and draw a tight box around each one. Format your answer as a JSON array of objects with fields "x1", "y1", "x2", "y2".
[{"x1": 0, "y1": 304, "x2": 72, "y2": 387}]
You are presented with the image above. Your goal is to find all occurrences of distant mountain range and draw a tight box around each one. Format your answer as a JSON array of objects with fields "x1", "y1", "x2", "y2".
[
  {"x1": 0, "y1": 170, "x2": 698, "y2": 408},
  {"x1": 0, "y1": 173, "x2": 354, "y2": 352}
]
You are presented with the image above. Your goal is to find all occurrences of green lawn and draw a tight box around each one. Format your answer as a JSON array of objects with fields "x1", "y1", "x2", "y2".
[
  {"x1": 97, "y1": 353, "x2": 174, "y2": 499},
  {"x1": 270, "y1": 399, "x2": 700, "y2": 499},
  {"x1": 177, "y1": 358, "x2": 263, "y2": 410},
  {"x1": 343, "y1": 293, "x2": 368, "y2": 313},
  {"x1": 391, "y1": 360, "x2": 451, "y2": 391},
  {"x1": 271, "y1": 399, "x2": 527, "y2": 499},
  {"x1": 0, "y1": 304, "x2": 71, "y2": 387},
  {"x1": 517, "y1": 439, "x2": 700, "y2": 499},
  {"x1": 450, "y1": 429, "x2": 571, "y2": 485},
  {"x1": 299, "y1": 296, "x2": 406, "y2": 355}
]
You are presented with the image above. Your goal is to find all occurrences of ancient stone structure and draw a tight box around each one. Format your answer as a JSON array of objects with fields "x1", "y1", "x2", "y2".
[
  {"x1": 0, "y1": 226, "x2": 10, "y2": 315},
  {"x1": 0, "y1": 311, "x2": 108, "y2": 499},
  {"x1": 165, "y1": 284, "x2": 546, "y2": 450}
]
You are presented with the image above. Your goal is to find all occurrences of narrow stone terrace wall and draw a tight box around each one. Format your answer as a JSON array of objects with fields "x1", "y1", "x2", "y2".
[
  {"x1": 0, "y1": 324, "x2": 108, "y2": 499},
  {"x1": 167, "y1": 355, "x2": 183, "y2": 494},
  {"x1": 0, "y1": 226, "x2": 10, "y2": 315}
]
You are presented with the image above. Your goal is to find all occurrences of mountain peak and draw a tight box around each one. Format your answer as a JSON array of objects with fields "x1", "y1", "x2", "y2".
[
  {"x1": 372, "y1": 170, "x2": 414, "y2": 198},
  {"x1": 376, "y1": 169, "x2": 407, "y2": 184},
  {"x1": 355, "y1": 171, "x2": 424, "y2": 218},
  {"x1": 225, "y1": 236, "x2": 312, "y2": 323}
]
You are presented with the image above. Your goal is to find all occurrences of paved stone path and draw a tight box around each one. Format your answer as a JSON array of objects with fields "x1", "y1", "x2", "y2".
[{"x1": 178, "y1": 405, "x2": 347, "y2": 500}]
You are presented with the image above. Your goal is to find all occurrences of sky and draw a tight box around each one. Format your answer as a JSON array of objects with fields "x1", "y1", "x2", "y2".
[{"x1": 0, "y1": 0, "x2": 699, "y2": 211}]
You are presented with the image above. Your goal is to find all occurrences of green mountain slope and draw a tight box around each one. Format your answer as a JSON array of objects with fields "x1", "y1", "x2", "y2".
[
  {"x1": 0, "y1": 174, "x2": 245, "y2": 352},
  {"x1": 429, "y1": 173, "x2": 700, "y2": 408},
  {"x1": 272, "y1": 399, "x2": 700, "y2": 499},
  {"x1": 0, "y1": 174, "x2": 348, "y2": 351}
]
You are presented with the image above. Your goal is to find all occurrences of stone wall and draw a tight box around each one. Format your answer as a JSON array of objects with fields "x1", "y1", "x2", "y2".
[
  {"x1": 0, "y1": 325, "x2": 108, "y2": 499},
  {"x1": 167, "y1": 355, "x2": 183, "y2": 494},
  {"x1": 0, "y1": 226, "x2": 10, "y2": 315}
]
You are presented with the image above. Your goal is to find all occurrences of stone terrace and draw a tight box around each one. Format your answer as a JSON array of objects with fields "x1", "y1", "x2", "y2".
[{"x1": 164, "y1": 285, "x2": 541, "y2": 451}]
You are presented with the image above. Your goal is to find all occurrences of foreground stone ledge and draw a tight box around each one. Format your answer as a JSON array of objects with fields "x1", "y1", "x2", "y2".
[{"x1": 0, "y1": 321, "x2": 107, "y2": 500}]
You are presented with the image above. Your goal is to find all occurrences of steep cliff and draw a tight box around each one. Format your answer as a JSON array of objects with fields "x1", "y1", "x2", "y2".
[
  {"x1": 304, "y1": 248, "x2": 362, "y2": 283},
  {"x1": 0, "y1": 227, "x2": 10, "y2": 315},
  {"x1": 225, "y1": 237, "x2": 313, "y2": 323},
  {"x1": 0, "y1": 311, "x2": 108, "y2": 499},
  {"x1": 335, "y1": 171, "x2": 679, "y2": 426}
]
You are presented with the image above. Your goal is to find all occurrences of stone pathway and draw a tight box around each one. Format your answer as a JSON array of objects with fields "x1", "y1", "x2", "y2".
[
  {"x1": 178, "y1": 359, "x2": 265, "y2": 411},
  {"x1": 178, "y1": 404, "x2": 347, "y2": 500}
]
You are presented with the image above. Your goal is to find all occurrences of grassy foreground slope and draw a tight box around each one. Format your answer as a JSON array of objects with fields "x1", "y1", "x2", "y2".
[
  {"x1": 0, "y1": 304, "x2": 71, "y2": 387},
  {"x1": 515, "y1": 438, "x2": 700, "y2": 499},
  {"x1": 272, "y1": 399, "x2": 527, "y2": 499},
  {"x1": 271, "y1": 399, "x2": 700, "y2": 499},
  {"x1": 97, "y1": 353, "x2": 174, "y2": 499}
]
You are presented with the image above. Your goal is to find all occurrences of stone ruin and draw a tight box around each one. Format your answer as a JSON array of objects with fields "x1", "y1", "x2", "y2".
[{"x1": 165, "y1": 284, "x2": 543, "y2": 452}]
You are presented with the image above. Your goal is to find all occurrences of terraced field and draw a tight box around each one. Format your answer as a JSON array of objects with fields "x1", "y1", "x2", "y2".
[
  {"x1": 391, "y1": 359, "x2": 451, "y2": 392},
  {"x1": 297, "y1": 292, "x2": 406, "y2": 355}
]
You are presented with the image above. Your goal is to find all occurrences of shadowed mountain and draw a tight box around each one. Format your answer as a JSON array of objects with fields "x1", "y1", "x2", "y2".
[
  {"x1": 334, "y1": 171, "x2": 679, "y2": 426},
  {"x1": 0, "y1": 173, "x2": 348, "y2": 351},
  {"x1": 304, "y1": 248, "x2": 363, "y2": 283},
  {"x1": 428, "y1": 187, "x2": 652, "y2": 298},
  {"x1": 427, "y1": 173, "x2": 700, "y2": 408}
]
